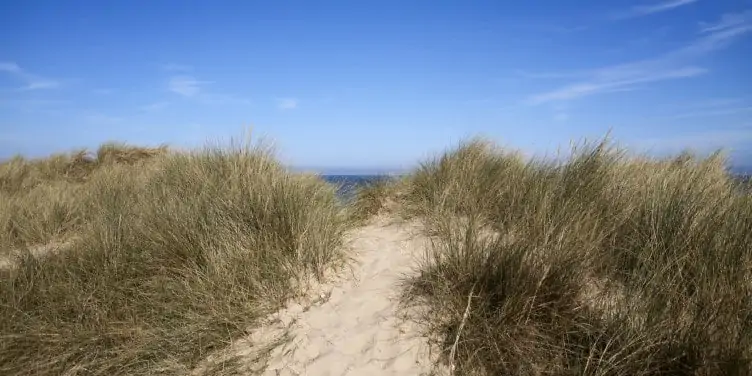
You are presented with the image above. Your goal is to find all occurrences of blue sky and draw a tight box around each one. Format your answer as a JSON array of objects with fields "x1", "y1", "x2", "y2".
[{"x1": 1, "y1": 0, "x2": 751, "y2": 172}]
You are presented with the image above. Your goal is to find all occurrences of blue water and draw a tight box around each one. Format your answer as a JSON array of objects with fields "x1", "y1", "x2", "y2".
[{"x1": 322, "y1": 175, "x2": 389, "y2": 200}]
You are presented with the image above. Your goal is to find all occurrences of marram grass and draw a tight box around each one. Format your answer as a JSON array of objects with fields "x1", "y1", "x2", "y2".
[
  {"x1": 0, "y1": 140, "x2": 352, "y2": 375},
  {"x1": 397, "y1": 138, "x2": 752, "y2": 375}
]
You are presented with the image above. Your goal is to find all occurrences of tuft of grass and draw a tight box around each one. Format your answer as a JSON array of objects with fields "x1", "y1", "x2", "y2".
[
  {"x1": 0, "y1": 143, "x2": 167, "y2": 256},
  {"x1": 0, "y1": 138, "x2": 351, "y2": 375},
  {"x1": 0, "y1": 143, "x2": 166, "y2": 195},
  {"x1": 349, "y1": 176, "x2": 400, "y2": 222},
  {"x1": 401, "y1": 137, "x2": 752, "y2": 375},
  {"x1": 0, "y1": 182, "x2": 82, "y2": 254}
]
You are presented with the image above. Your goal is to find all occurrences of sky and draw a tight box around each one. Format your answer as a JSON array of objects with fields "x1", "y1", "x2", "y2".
[{"x1": 1, "y1": 0, "x2": 751, "y2": 173}]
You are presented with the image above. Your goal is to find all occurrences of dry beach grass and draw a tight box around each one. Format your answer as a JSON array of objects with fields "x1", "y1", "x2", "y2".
[
  {"x1": 392, "y1": 138, "x2": 752, "y2": 375},
  {"x1": 1, "y1": 135, "x2": 750, "y2": 376},
  {"x1": 0, "y1": 139, "x2": 351, "y2": 375}
]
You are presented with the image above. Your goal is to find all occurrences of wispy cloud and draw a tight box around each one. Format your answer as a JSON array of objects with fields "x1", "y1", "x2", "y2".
[
  {"x1": 0, "y1": 62, "x2": 61, "y2": 90},
  {"x1": 612, "y1": 0, "x2": 699, "y2": 20},
  {"x1": 168, "y1": 76, "x2": 212, "y2": 97},
  {"x1": 528, "y1": 67, "x2": 706, "y2": 104},
  {"x1": 677, "y1": 13, "x2": 752, "y2": 56},
  {"x1": 276, "y1": 97, "x2": 298, "y2": 110},
  {"x1": 527, "y1": 11, "x2": 751, "y2": 105},
  {"x1": 162, "y1": 69, "x2": 249, "y2": 105},
  {"x1": 633, "y1": 0, "x2": 698, "y2": 16},
  {"x1": 699, "y1": 10, "x2": 752, "y2": 33}
]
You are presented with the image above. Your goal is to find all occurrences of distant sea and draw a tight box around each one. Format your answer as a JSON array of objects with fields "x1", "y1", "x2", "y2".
[
  {"x1": 320, "y1": 171, "x2": 752, "y2": 200},
  {"x1": 322, "y1": 175, "x2": 390, "y2": 200}
]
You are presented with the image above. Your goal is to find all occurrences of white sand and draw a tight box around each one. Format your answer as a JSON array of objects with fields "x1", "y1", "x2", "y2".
[{"x1": 206, "y1": 215, "x2": 443, "y2": 375}]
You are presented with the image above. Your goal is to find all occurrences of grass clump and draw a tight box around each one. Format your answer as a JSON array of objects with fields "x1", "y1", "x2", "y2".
[
  {"x1": 349, "y1": 176, "x2": 401, "y2": 222},
  {"x1": 0, "y1": 143, "x2": 167, "y2": 253},
  {"x1": 0, "y1": 142, "x2": 166, "y2": 194},
  {"x1": 401, "y1": 138, "x2": 752, "y2": 375},
  {"x1": 0, "y1": 139, "x2": 350, "y2": 375}
]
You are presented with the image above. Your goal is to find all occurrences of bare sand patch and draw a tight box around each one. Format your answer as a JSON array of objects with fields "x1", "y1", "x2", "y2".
[{"x1": 195, "y1": 215, "x2": 445, "y2": 375}]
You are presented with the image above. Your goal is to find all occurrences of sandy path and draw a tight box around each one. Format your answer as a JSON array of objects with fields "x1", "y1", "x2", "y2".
[{"x1": 249, "y1": 216, "x2": 439, "y2": 376}]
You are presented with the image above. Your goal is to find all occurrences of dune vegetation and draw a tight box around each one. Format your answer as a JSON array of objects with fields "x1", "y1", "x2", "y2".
[
  {"x1": 384, "y1": 138, "x2": 752, "y2": 375},
  {"x1": 347, "y1": 176, "x2": 401, "y2": 223},
  {"x1": 0, "y1": 139, "x2": 352, "y2": 375},
  {"x1": 2, "y1": 134, "x2": 750, "y2": 375}
]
